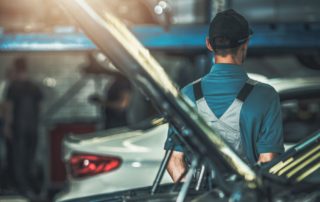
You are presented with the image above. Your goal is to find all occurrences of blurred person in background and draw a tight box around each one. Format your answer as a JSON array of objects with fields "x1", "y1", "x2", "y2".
[
  {"x1": 84, "y1": 54, "x2": 133, "y2": 129},
  {"x1": 103, "y1": 74, "x2": 132, "y2": 129},
  {"x1": 89, "y1": 73, "x2": 133, "y2": 129},
  {"x1": 85, "y1": 53, "x2": 156, "y2": 129},
  {"x1": 3, "y1": 57, "x2": 43, "y2": 198}
]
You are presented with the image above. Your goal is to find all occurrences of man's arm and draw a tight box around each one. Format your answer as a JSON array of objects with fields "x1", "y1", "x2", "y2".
[
  {"x1": 258, "y1": 153, "x2": 278, "y2": 163},
  {"x1": 3, "y1": 84, "x2": 15, "y2": 140},
  {"x1": 257, "y1": 88, "x2": 284, "y2": 163},
  {"x1": 3, "y1": 101, "x2": 13, "y2": 140},
  {"x1": 164, "y1": 125, "x2": 187, "y2": 182},
  {"x1": 166, "y1": 151, "x2": 186, "y2": 182}
]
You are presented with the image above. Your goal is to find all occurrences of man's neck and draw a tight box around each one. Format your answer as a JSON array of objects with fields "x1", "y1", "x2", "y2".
[{"x1": 215, "y1": 55, "x2": 242, "y2": 65}]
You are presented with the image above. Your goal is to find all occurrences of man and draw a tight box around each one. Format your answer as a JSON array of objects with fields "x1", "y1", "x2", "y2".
[
  {"x1": 102, "y1": 74, "x2": 132, "y2": 129},
  {"x1": 85, "y1": 54, "x2": 132, "y2": 129},
  {"x1": 3, "y1": 57, "x2": 43, "y2": 196},
  {"x1": 164, "y1": 9, "x2": 284, "y2": 182}
]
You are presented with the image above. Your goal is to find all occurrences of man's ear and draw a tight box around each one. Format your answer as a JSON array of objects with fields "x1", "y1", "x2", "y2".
[
  {"x1": 206, "y1": 37, "x2": 213, "y2": 51},
  {"x1": 243, "y1": 40, "x2": 249, "y2": 50}
]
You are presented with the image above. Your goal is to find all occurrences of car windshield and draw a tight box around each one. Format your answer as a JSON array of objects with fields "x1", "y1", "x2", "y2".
[{"x1": 58, "y1": 0, "x2": 259, "y2": 185}]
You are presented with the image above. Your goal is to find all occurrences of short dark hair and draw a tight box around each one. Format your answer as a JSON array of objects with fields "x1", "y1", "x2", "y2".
[{"x1": 212, "y1": 37, "x2": 241, "y2": 57}]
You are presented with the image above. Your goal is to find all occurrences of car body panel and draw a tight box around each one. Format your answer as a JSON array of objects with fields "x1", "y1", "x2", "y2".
[{"x1": 57, "y1": 123, "x2": 171, "y2": 201}]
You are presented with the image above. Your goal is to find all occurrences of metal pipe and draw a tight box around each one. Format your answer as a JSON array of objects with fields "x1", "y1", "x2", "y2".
[
  {"x1": 195, "y1": 164, "x2": 206, "y2": 191},
  {"x1": 151, "y1": 148, "x2": 174, "y2": 195},
  {"x1": 176, "y1": 158, "x2": 198, "y2": 202}
]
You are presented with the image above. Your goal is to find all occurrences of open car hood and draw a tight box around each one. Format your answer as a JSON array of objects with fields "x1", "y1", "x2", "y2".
[
  {"x1": 58, "y1": 1, "x2": 320, "y2": 202},
  {"x1": 58, "y1": 0, "x2": 259, "y2": 187}
]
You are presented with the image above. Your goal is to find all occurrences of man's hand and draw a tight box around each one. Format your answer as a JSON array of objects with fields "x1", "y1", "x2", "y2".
[
  {"x1": 166, "y1": 151, "x2": 186, "y2": 182},
  {"x1": 258, "y1": 153, "x2": 278, "y2": 163}
]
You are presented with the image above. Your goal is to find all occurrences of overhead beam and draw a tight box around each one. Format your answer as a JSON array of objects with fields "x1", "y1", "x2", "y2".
[{"x1": 1, "y1": 24, "x2": 320, "y2": 53}]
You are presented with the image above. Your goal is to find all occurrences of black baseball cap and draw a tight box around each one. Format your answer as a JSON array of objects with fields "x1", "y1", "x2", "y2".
[{"x1": 208, "y1": 9, "x2": 253, "y2": 49}]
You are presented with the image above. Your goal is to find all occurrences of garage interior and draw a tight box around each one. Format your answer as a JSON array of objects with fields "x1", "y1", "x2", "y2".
[{"x1": 0, "y1": 0, "x2": 320, "y2": 202}]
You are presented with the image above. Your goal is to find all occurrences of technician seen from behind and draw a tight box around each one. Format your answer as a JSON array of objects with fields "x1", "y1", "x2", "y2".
[{"x1": 164, "y1": 9, "x2": 284, "y2": 182}]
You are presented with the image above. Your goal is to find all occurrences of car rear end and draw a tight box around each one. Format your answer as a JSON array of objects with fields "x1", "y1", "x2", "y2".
[{"x1": 55, "y1": 123, "x2": 171, "y2": 201}]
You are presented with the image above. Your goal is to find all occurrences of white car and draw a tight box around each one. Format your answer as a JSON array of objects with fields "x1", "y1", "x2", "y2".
[
  {"x1": 56, "y1": 76, "x2": 320, "y2": 202},
  {"x1": 56, "y1": 120, "x2": 172, "y2": 201}
]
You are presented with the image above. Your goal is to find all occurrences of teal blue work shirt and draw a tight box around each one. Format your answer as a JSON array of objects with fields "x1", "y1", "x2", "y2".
[{"x1": 164, "y1": 63, "x2": 284, "y2": 165}]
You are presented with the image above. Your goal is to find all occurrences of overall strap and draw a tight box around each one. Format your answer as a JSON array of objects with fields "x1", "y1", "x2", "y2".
[
  {"x1": 193, "y1": 79, "x2": 218, "y2": 122},
  {"x1": 236, "y1": 79, "x2": 258, "y2": 102},
  {"x1": 193, "y1": 80, "x2": 203, "y2": 101}
]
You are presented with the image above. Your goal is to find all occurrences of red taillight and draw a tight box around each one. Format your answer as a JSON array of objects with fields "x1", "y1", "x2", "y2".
[{"x1": 69, "y1": 154, "x2": 122, "y2": 178}]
